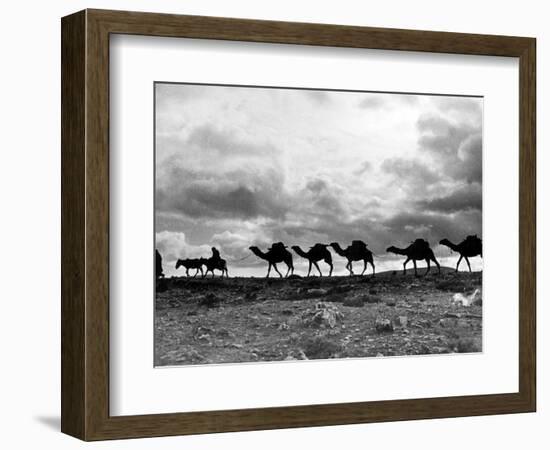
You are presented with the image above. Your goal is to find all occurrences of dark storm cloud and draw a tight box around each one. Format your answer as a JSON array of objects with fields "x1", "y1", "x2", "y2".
[
  {"x1": 156, "y1": 166, "x2": 289, "y2": 220},
  {"x1": 381, "y1": 157, "x2": 440, "y2": 186},
  {"x1": 417, "y1": 183, "x2": 482, "y2": 213},
  {"x1": 302, "y1": 177, "x2": 347, "y2": 217},
  {"x1": 416, "y1": 114, "x2": 482, "y2": 184}
]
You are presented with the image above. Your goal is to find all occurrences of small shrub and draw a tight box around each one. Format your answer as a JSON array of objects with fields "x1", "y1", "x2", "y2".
[
  {"x1": 300, "y1": 335, "x2": 343, "y2": 359},
  {"x1": 342, "y1": 296, "x2": 364, "y2": 307},
  {"x1": 450, "y1": 337, "x2": 482, "y2": 353}
]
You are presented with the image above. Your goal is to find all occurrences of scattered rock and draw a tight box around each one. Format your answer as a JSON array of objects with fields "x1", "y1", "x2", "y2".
[
  {"x1": 445, "y1": 312, "x2": 462, "y2": 318},
  {"x1": 393, "y1": 316, "x2": 408, "y2": 328},
  {"x1": 301, "y1": 302, "x2": 344, "y2": 329},
  {"x1": 226, "y1": 343, "x2": 243, "y2": 349},
  {"x1": 300, "y1": 335, "x2": 342, "y2": 359},
  {"x1": 198, "y1": 293, "x2": 221, "y2": 308},
  {"x1": 343, "y1": 296, "x2": 364, "y2": 307},
  {"x1": 278, "y1": 323, "x2": 290, "y2": 331},
  {"x1": 306, "y1": 288, "x2": 328, "y2": 297},
  {"x1": 376, "y1": 352, "x2": 384, "y2": 357},
  {"x1": 375, "y1": 317, "x2": 394, "y2": 333},
  {"x1": 363, "y1": 295, "x2": 382, "y2": 304},
  {"x1": 385, "y1": 300, "x2": 397, "y2": 307}
]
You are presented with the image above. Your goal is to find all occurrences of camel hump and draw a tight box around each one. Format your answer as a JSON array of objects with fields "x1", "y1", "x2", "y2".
[
  {"x1": 412, "y1": 238, "x2": 430, "y2": 249},
  {"x1": 310, "y1": 243, "x2": 328, "y2": 250},
  {"x1": 465, "y1": 234, "x2": 481, "y2": 243},
  {"x1": 270, "y1": 242, "x2": 287, "y2": 251},
  {"x1": 351, "y1": 240, "x2": 367, "y2": 249}
]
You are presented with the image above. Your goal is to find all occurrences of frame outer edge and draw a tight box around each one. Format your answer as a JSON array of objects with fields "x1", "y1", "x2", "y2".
[
  {"x1": 61, "y1": 10, "x2": 87, "y2": 440},
  {"x1": 518, "y1": 38, "x2": 536, "y2": 410},
  {"x1": 60, "y1": 8, "x2": 537, "y2": 440}
]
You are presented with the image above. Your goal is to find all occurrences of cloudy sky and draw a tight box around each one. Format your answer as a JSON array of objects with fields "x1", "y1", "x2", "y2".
[{"x1": 155, "y1": 83, "x2": 482, "y2": 277}]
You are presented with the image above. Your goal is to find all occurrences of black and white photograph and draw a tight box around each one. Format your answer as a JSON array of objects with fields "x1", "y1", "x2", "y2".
[{"x1": 154, "y1": 82, "x2": 483, "y2": 366}]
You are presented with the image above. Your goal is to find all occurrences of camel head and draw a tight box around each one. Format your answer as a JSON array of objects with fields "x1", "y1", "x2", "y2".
[
  {"x1": 439, "y1": 239, "x2": 452, "y2": 247},
  {"x1": 386, "y1": 246, "x2": 398, "y2": 254},
  {"x1": 175, "y1": 259, "x2": 184, "y2": 269},
  {"x1": 249, "y1": 246, "x2": 266, "y2": 258}
]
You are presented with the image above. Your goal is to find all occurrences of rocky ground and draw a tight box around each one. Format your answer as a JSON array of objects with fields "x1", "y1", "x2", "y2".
[{"x1": 155, "y1": 268, "x2": 482, "y2": 366}]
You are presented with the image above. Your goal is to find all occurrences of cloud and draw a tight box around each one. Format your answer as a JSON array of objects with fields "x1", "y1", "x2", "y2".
[
  {"x1": 416, "y1": 183, "x2": 482, "y2": 213},
  {"x1": 155, "y1": 84, "x2": 483, "y2": 274},
  {"x1": 156, "y1": 166, "x2": 289, "y2": 220},
  {"x1": 416, "y1": 113, "x2": 482, "y2": 184},
  {"x1": 358, "y1": 96, "x2": 386, "y2": 109},
  {"x1": 384, "y1": 210, "x2": 482, "y2": 246},
  {"x1": 156, "y1": 123, "x2": 290, "y2": 220},
  {"x1": 381, "y1": 157, "x2": 440, "y2": 186},
  {"x1": 353, "y1": 160, "x2": 372, "y2": 176},
  {"x1": 432, "y1": 97, "x2": 482, "y2": 123},
  {"x1": 303, "y1": 90, "x2": 331, "y2": 104}
]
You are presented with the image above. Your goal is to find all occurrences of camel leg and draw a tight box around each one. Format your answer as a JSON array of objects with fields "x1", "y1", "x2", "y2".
[
  {"x1": 313, "y1": 261, "x2": 322, "y2": 276},
  {"x1": 348, "y1": 261, "x2": 354, "y2": 276},
  {"x1": 433, "y1": 256, "x2": 441, "y2": 274},
  {"x1": 266, "y1": 263, "x2": 272, "y2": 278},
  {"x1": 424, "y1": 258, "x2": 431, "y2": 276},
  {"x1": 193, "y1": 268, "x2": 198, "y2": 278},
  {"x1": 284, "y1": 264, "x2": 292, "y2": 277},
  {"x1": 273, "y1": 264, "x2": 283, "y2": 278},
  {"x1": 403, "y1": 258, "x2": 410, "y2": 275},
  {"x1": 370, "y1": 261, "x2": 375, "y2": 277},
  {"x1": 413, "y1": 259, "x2": 418, "y2": 277},
  {"x1": 307, "y1": 262, "x2": 312, "y2": 277},
  {"x1": 456, "y1": 255, "x2": 463, "y2": 272},
  {"x1": 185, "y1": 268, "x2": 189, "y2": 277},
  {"x1": 326, "y1": 259, "x2": 333, "y2": 277},
  {"x1": 465, "y1": 256, "x2": 472, "y2": 272},
  {"x1": 361, "y1": 260, "x2": 367, "y2": 275}
]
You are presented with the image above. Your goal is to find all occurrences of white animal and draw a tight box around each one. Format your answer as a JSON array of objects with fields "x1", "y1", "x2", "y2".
[{"x1": 452, "y1": 288, "x2": 481, "y2": 307}]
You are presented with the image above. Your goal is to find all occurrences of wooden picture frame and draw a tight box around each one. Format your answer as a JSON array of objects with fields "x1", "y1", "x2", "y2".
[{"x1": 61, "y1": 9, "x2": 536, "y2": 441}]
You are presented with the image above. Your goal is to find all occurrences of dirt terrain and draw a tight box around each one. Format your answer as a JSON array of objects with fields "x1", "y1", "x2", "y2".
[{"x1": 155, "y1": 268, "x2": 482, "y2": 366}]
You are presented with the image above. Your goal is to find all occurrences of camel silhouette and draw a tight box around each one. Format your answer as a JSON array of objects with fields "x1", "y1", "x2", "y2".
[
  {"x1": 155, "y1": 249, "x2": 165, "y2": 279},
  {"x1": 203, "y1": 257, "x2": 229, "y2": 278},
  {"x1": 386, "y1": 239, "x2": 440, "y2": 276},
  {"x1": 175, "y1": 258, "x2": 205, "y2": 277},
  {"x1": 249, "y1": 242, "x2": 294, "y2": 278},
  {"x1": 329, "y1": 240, "x2": 375, "y2": 276},
  {"x1": 439, "y1": 235, "x2": 482, "y2": 272},
  {"x1": 291, "y1": 243, "x2": 333, "y2": 277},
  {"x1": 203, "y1": 247, "x2": 228, "y2": 278}
]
